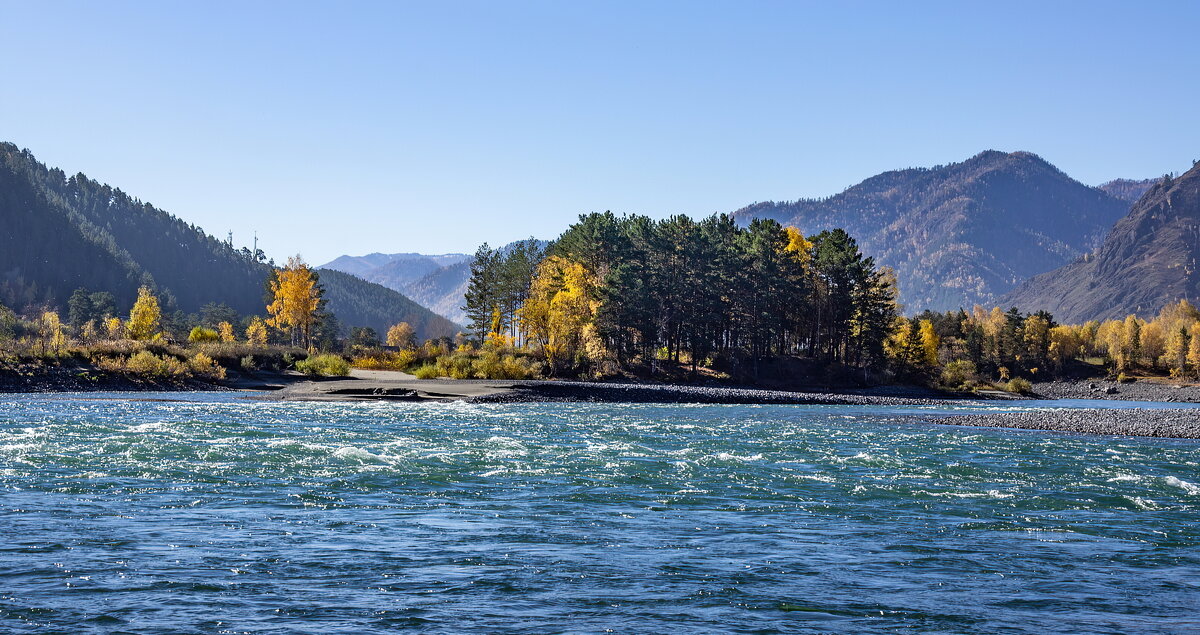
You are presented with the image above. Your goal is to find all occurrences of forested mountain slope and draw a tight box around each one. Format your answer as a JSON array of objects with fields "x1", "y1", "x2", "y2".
[
  {"x1": 731, "y1": 151, "x2": 1131, "y2": 312},
  {"x1": 0, "y1": 143, "x2": 272, "y2": 315},
  {"x1": 0, "y1": 143, "x2": 456, "y2": 341},
  {"x1": 1003, "y1": 167, "x2": 1198, "y2": 323}
]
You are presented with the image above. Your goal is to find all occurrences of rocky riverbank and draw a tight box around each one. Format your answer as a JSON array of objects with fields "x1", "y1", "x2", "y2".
[
  {"x1": 923, "y1": 407, "x2": 1200, "y2": 439},
  {"x1": 468, "y1": 381, "x2": 959, "y2": 405},
  {"x1": 1033, "y1": 380, "x2": 1200, "y2": 403}
]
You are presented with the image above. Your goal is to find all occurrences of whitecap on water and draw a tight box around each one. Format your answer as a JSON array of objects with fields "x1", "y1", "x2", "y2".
[
  {"x1": 331, "y1": 446, "x2": 384, "y2": 464},
  {"x1": 1163, "y1": 476, "x2": 1200, "y2": 495}
]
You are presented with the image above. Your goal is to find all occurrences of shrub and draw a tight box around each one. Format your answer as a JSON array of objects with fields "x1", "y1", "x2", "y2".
[
  {"x1": 940, "y1": 359, "x2": 977, "y2": 389},
  {"x1": 473, "y1": 351, "x2": 538, "y2": 379},
  {"x1": 351, "y1": 349, "x2": 419, "y2": 371},
  {"x1": 188, "y1": 327, "x2": 220, "y2": 343},
  {"x1": 1116, "y1": 372, "x2": 1134, "y2": 383},
  {"x1": 434, "y1": 354, "x2": 474, "y2": 379},
  {"x1": 188, "y1": 352, "x2": 226, "y2": 380},
  {"x1": 1005, "y1": 377, "x2": 1032, "y2": 395},
  {"x1": 240, "y1": 355, "x2": 257, "y2": 372},
  {"x1": 124, "y1": 350, "x2": 187, "y2": 377},
  {"x1": 295, "y1": 353, "x2": 350, "y2": 377},
  {"x1": 413, "y1": 364, "x2": 439, "y2": 379}
]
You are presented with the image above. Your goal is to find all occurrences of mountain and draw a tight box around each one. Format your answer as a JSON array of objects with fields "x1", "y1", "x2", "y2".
[
  {"x1": 399, "y1": 260, "x2": 471, "y2": 324},
  {"x1": 0, "y1": 142, "x2": 272, "y2": 315},
  {"x1": 321, "y1": 241, "x2": 545, "y2": 324},
  {"x1": 319, "y1": 252, "x2": 470, "y2": 285},
  {"x1": 317, "y1": 269, "x2": 460, "y2": 339},
  {"x1": 0, "y1": 142, "x2": 457, "y2": 341},
  {"x1": 730, "y1": 151, "x2": 1132, "y2": 313},
  {"x1": 1098, "y1": 178, "x2": 1158, "y2": 203},
  {"x1": 361, "y1": 253, "x2": 470, "y2": 289},
  {"x1": 1002, "y1": 167, "x2": 1198, "y2": 323}
]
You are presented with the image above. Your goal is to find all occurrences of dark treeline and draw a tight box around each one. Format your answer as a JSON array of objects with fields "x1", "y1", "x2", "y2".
[{"x1": 464, "y1": 212, "x2": 899, "y2": 379}]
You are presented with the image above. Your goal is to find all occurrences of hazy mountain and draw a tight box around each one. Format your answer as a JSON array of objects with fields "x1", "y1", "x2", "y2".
[
  {"x1": 317, "y1": 269, "x2": 461, "y2": 340},
  {"x1": 323, "y1": 241, "x2": 544, "y2": 324},
  {"x1": 731, "y1": 150, "x2": 1132, "y2": 313},
  {"x1": 0, "y1": 142, "x2": 456, "y2": 341},
  {"x1": 1002, "y1": 167, "x2": 1197, "y2": 323},
  {"x1": 320, "y1": 252, "x2": 470, "y2": 285},
  {"x1": 400, "y1": 260, "x2": 471, "y2": 324},
  {"x1": 1097, "y1": 178, "x2": 1158, "y2": 203}
]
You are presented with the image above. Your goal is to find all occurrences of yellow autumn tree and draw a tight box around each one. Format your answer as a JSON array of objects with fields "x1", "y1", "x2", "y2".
[
  {"x1": 217, "y1": 321, "x2": 236, "y2": 343},
  {"x1": 1164, "y1": 325, "x2": 1190, "y2": 377},
  {"x1": 386, "y1": 322, "x2": 416, "y2": 349},
  {"x1": 519, "y1": 256, "x2": 601, "y2": 375},
  {"x1": 105, "y1": 316, "x2": 124, "y2": 340},
  {"x1": 127, "y1": 286, "x2": 162, "y2": 341},
  {"x1": 266, "y1": 256, "x2": 322, "y2": 349},
  {"x1": 1047, "y1": 325, "x2": 1081, "y2": 371},
  {"x1": 1188, "y1": 327, "x2": 1200, "y2": 377},
  {"x1": 1119, "y1": 315, "x2": 1142, "y2": 370},
  {"x1": 39, "y1": 311, "x2": 66, "y2": 356},
  {"x1": 245, "y1": 317, "x2": 269, "y2": 347},
  {"x1": 918, "y1": 319, "x2": 939, "y2": 366},
  {"x1": 783, "y1": 226, "x2": 813, "y2": 271}
]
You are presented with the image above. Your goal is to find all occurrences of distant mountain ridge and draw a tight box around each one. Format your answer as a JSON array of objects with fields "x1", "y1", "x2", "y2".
[
  {"x1": 1097, "y1": 178, "x2": 1158, "y2": 203},
  {"x1": 321, "y1": 252, "x2": 470, "y2": 280},
  {"x1": 1003, "y1": 167, "x2": 1197, "y2": 323},
  {"x1": 322, "y1": 241, "x2": 546, "y2": 324},
  {"x1": 731, "y1": 150, "x2": 1132, "y2": 313},
  {"x1": 0, "y1": 142, "x2": 457, "y2": 341}
]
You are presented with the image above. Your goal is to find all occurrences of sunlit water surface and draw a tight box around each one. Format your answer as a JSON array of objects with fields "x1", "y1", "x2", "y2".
[{"x1": 1, "y1": 393, "x2": 1199, "y2": 633}]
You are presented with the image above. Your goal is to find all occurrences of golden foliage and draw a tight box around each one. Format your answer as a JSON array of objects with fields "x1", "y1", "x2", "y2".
[
  {"x1": 105, "y1": 317, "x2": 124, "y2": 340},
  {"x1": 519, "y1": 256, "x2": 603, "y2": 375},
  {"x1": 127, "y1": 286, "x2": 162, "y2": 341},
  {"x1": 266, "y1": 256, "x2": 321, "y2": 348},
  {"x1": 217, "y1": 321, "x2": 236, "y2": 343},
  {"x1": 245, "y1": 317, "x2": 268, "y2": 347},
  {"x1": 385, "y1": 322, "x2": 415, "y2": 349}
]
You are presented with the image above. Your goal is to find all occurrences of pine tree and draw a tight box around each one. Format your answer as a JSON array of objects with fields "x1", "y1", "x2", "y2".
[{"x1": 463, "y1": 243, "x2": 500, "y2": 343}]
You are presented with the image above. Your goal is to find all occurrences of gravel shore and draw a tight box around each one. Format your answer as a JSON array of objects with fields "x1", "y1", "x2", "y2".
[
  {"x1": 468, "y1": 381, "x2": 956, "y2": 406},
  {"x1": 1033, "y1": 380, "x2": 1200, "y2": 403},
  {"x1": 923, "y1": 407, "x2": 1200, "y2": 439}
]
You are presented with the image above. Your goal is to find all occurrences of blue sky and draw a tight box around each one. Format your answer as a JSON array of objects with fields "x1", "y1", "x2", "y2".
[{"x1": 2, "y1": 1, "x2": 1197, "y2": 264}]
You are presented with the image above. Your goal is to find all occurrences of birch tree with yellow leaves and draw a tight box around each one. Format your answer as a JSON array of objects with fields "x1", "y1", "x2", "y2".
[
  {"x1": 266, "y1": 256, "x2": 323, "y2": 349},
  {"x1": 126, "y1": 286, "x2": 162, "y2": 341},
  {"x1": 519, "y1": 255, "x2": 602, "y2": 376}
]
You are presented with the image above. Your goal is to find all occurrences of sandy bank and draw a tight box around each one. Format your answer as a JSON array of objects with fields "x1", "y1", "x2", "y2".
[{"x1": 256, "y1": 370, "x2": 963, "y2": 405}]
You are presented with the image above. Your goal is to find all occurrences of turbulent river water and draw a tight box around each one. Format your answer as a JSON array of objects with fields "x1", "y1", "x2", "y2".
[{"x1": 1, "y1": 393, "x2": 1199, "y2": 634}]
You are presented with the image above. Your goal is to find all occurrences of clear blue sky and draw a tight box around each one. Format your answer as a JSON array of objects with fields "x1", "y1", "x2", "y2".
[{"x1": 2, "y1": 1, "x2": 1197, "y2": 265}]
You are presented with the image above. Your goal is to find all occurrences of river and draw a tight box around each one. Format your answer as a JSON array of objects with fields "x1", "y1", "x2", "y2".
[{"x1": 1, "y1": 393, "x2": 1198, "y2": 633}]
